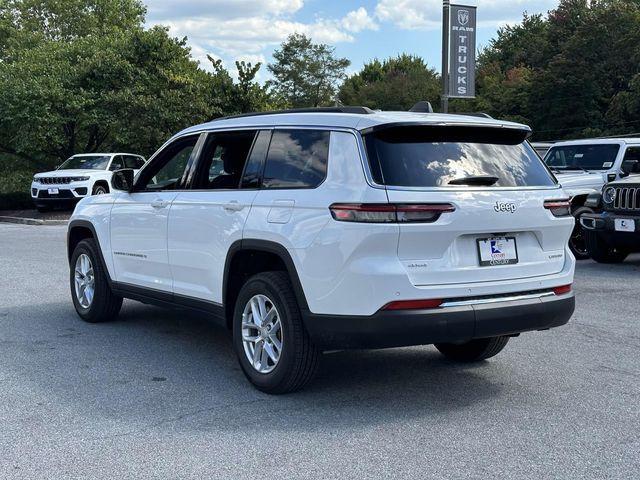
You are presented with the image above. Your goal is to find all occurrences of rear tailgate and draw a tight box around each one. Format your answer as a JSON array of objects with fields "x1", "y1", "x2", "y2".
[
  {"x1": 363, "y1": 123, "x2": 574, "y2": 287},
  {"x1": 385, "y1": 188, "x2": 572, "y2": 286}
]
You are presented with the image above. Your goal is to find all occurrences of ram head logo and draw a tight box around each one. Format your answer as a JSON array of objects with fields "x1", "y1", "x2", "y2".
[{"x1": 458, "y1": 9, "x2": 470, "y2": 26}]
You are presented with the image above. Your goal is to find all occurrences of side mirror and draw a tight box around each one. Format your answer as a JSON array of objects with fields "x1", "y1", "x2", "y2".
[
  {"x1": 619, "y1": 170, "x2": 630, "y2": 178},
  {"x1": 112, "y1": 168, "x2": 135, "y2": 192}
]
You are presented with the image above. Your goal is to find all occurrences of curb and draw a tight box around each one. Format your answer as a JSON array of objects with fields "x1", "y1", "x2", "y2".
[{"x1": 0, "y1": 216, "x2": 68, "y2": 226}]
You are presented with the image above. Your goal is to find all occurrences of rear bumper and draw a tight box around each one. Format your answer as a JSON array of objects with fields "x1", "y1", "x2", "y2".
[{"x1": 303, "y1": 292, "x2": 575, "y2": 350}]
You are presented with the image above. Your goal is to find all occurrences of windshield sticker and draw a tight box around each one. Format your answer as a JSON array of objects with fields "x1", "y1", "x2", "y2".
[
  {"x1": 603, "y1": 162, "x2": 613, "y2": 168},
  {"x1": 574, "y1": 153, "x2": 584, "y2": 158}
]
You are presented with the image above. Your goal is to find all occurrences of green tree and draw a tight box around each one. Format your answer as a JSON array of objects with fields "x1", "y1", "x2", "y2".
[
  {"x1": 0, "y1": 0, "x2": 213, "y2": 167},
  {"x1": 207, "y1": 56, "x2": 275, "y2": 115},
  {"x1": 339, "y1": 54, "x2": 440, "y2": 110},
  {"x1": 472, "y1": 0, "x2": 640, "y2": 140},
  {"x1": 267, "y1": 33, "x2": 350, "y2": 108}
]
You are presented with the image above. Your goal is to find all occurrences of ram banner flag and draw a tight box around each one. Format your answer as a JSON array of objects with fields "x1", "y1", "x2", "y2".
[{"x1": 448, "y1": 5, "x2": 476, "y2": 98}]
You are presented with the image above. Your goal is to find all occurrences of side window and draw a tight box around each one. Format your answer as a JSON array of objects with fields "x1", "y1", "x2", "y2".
[
  {"x1": 136, "y1": 136, "x2": 198, "y2": 191},
  {"x1": 622, "y1": 147, "x2": 640, "y2": 175},
  {"x1": 124, "y1": 155, "x2": 145, "y2": 169},
  {"x1": 262, "y1": 129, "x2": 330, "y2": 189},
  {"x1": 241, "y1": 130, "x2": 271, "y2": 189},
  {"x1": 109, "y1": 156, "x2": 125, "y2": 171},
  {"x1": 192, "y1": 130, "x2": 257, "y2": 190}
]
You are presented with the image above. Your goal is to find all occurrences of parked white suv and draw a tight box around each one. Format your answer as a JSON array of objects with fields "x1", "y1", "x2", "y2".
[
  {"x1": 67, "y1": 107, "x2": 576, "y2": 393},
  {"x1": 543, "y1": 138, "x2": 640, "y2": 258},
  {"x1": 31, "y1": 153, "x2": 146, "y2": 211}
]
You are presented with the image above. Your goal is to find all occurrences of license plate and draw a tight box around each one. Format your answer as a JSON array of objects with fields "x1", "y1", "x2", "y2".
[
  {"x1": 47, "y1": 188, "x2": 59, "y2": 195},
  {"x1": 614, "y1": 218, "x2": 635, "y2": 232},
  {"x1": 477, "y1": 237, "x2": 518, "y2": 266}
]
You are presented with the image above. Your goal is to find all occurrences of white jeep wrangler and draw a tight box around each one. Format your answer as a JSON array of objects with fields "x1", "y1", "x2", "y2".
[{"x1": 67, "y1": 107, "x2": 576, "y2": 393}]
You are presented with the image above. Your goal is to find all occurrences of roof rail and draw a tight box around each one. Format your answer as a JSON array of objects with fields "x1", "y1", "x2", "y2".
[
  {"x1": 459, "y1": 112, "x2": 493, "y2": 119},
  {"x1": 212, "y1": 106, "x2": 374, "y2": 122},
  {"x1": 409, "y1": 101, "x2": 434, "y2": 113}
]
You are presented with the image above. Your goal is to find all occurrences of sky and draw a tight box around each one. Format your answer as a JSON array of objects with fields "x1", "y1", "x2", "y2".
[{"x1": 144, "y1": 0, "x2": 560, "y2": 80}]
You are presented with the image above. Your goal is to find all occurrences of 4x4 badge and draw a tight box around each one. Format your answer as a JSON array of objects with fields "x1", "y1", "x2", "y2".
[{"x1": 494, "y1": 202, "x2": 517, "y2": 213}]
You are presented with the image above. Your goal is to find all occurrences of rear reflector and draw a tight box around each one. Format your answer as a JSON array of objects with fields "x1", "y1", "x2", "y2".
[
  {"x1": 382, "y1": 299, "x2": 443, "y2": 310},
  {"x1": 553, "y1": 284, "x2": 572, "y2": 295},
  {"x1": 544, "y1": 199, "x2": 571, "y2": 217},
  {"x1": 329, "y1": 203, "x2": 455, "y2": 223}
]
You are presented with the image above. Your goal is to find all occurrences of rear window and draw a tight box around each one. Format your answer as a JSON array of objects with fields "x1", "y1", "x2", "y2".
[
  {"x1": 262, "y1": 129, "x2": 330, "y2": 189},
  {"x1": 364, "y1": 126, "x2": 556, "y2": 188}
]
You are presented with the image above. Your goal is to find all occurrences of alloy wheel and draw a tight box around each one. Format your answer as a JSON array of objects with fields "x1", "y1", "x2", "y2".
[
  {"x1": 241, "y1": 294, "x2": 283, "y2": 374},
  {"x1": 74, "y1": 253, "x2": 95, "y2": 308}
]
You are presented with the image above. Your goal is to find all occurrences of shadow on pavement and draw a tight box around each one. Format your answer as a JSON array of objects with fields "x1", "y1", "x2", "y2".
[{"x1": 2, "y1": 299, "x2": 512, "y2": 436}]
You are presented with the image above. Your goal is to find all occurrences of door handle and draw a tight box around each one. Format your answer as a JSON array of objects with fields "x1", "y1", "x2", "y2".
[
  {"x1": 223, "y1": 200, "x2": 244, "y2": 212},
  {"x1": 150, "y1": 199, "x2": 170, "y2": 209}
]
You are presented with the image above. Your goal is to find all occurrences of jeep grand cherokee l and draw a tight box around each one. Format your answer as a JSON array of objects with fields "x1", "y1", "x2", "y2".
[{"x1": 67, "y1": 107, "x2": 576, "y2": 393}]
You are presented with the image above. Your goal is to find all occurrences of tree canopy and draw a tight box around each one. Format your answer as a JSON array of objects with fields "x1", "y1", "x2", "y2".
[
  {"x1": 338, "y1": 54, "x2": 440, "y2": 111},
  {"x1": 267, "y1": 33, "x2": 350, "y2": 108},
  {"x1": 458, "y1": 0, "x2": 640, "y2": 140},
  {"x1": 0, "y1": 0, "x2": 276, "y2": 169}
]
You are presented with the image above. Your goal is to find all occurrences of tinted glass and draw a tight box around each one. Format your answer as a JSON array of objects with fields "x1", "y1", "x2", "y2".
[
  {"x1": 263, "y1": 130, "x2": 330, "y2": 189},
  {"x1": 622, "y1": 147, "x2": 640, "y2": 175},
  {"x1": 109, "y1": 156, "x2": 124, "y2": 171},
  {"x1": 365, "y1": 126, "x2": 555, "y2": 188},
  {"x1": 544, "y1": 144, "x2": 620, "y2": 171},
  {"x1": 59, "y1": 155, "x2": 110, "y2": 170},
  {"x1": 241, "y1": 130, "x2": 271, "y2": 189},
  {"x1": 193, "y1": 131, "x2": 256, "y2": 189},
  {"x1": 124, "y1": 155, "x2": 145, "y2": 169},
  {"x1": 138, "y1": 137, "x2": 198, "y2": 191}
]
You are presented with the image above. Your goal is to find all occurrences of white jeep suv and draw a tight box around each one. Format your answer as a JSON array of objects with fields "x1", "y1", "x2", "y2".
[
  {"x1": 31, "y1": 153, "x2": 146, "y2": 211},
  {"x1": 67, "y1": 107, "x2": 576, "y2": 393},
  {"x1": 543, "y1": 138, "x2": 640, "y2": 258}
]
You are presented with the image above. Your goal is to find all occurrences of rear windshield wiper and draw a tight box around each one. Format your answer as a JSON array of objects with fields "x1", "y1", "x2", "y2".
[{"x1": 448, "y1": 175, "x2": 499, "y2": 186}]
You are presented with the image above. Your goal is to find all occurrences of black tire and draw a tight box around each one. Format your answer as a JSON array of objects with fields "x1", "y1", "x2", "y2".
[
  {"x1": 435, "y1": 336, "x2": 509, "y2": 362},
  {"x1": 232, "y1": 271, "x2": 320, "y2": 394},
  {"x1": 92, "y1": 184, "x2": 108, "y2": 195},
  {"x1": 585, "y1": 229, "x2": 628, "y2": 264},
  {"x1": 70, "y1": 238, "x2": 122, "y2": 323},
  {"x1": 569, "y1": 206, "x2": 593, "y2": 260}
]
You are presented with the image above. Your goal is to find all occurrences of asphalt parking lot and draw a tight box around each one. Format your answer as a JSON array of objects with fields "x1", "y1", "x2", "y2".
[{"x1": 0, "y1": 223, "x2": 638, "y2": 479}]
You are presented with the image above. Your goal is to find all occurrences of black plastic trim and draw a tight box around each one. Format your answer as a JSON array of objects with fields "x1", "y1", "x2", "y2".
[
  {"x1": 223, "y1": 239, "x2": 310, "y2": 312},
  {"x1": 111, "y1": 282, "x2": 226, "y2": 323},
  {"x1": 302, "y1": 293, "x2": 575, "y2": 350},
  {"x1": 67, "y1": 220, "x2": 109, "y2": 269}
]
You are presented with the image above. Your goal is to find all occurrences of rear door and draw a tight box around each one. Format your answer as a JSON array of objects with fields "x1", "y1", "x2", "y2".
[{"x1": 363, "y1": 125, "x2": 574, "y2": 286}]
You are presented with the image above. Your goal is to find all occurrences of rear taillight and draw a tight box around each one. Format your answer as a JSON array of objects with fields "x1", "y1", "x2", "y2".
[
  {"x1": 553, "y1": 284, "x2": 572, "y2": 295},
  {"x1": 329, "y1": 203, "x2": 455, "y2": 223},
  {"x1": 544, "y1": 199, "x2": 571, "y2": 217},
  {"x1": 382, "y1": 299, "x2": 443, "y2": 310}
]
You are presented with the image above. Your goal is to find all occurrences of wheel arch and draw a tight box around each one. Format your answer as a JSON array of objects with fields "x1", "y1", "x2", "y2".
[
  {"x1": 223, "y1": 240, "x2": 310, "y2": 329},
  {"x1": 67, "y1": 220, "x2": 113, "y2": 284},
  {"x1": 92, "y1": 180, "x2": 110, "y2": 194}
]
